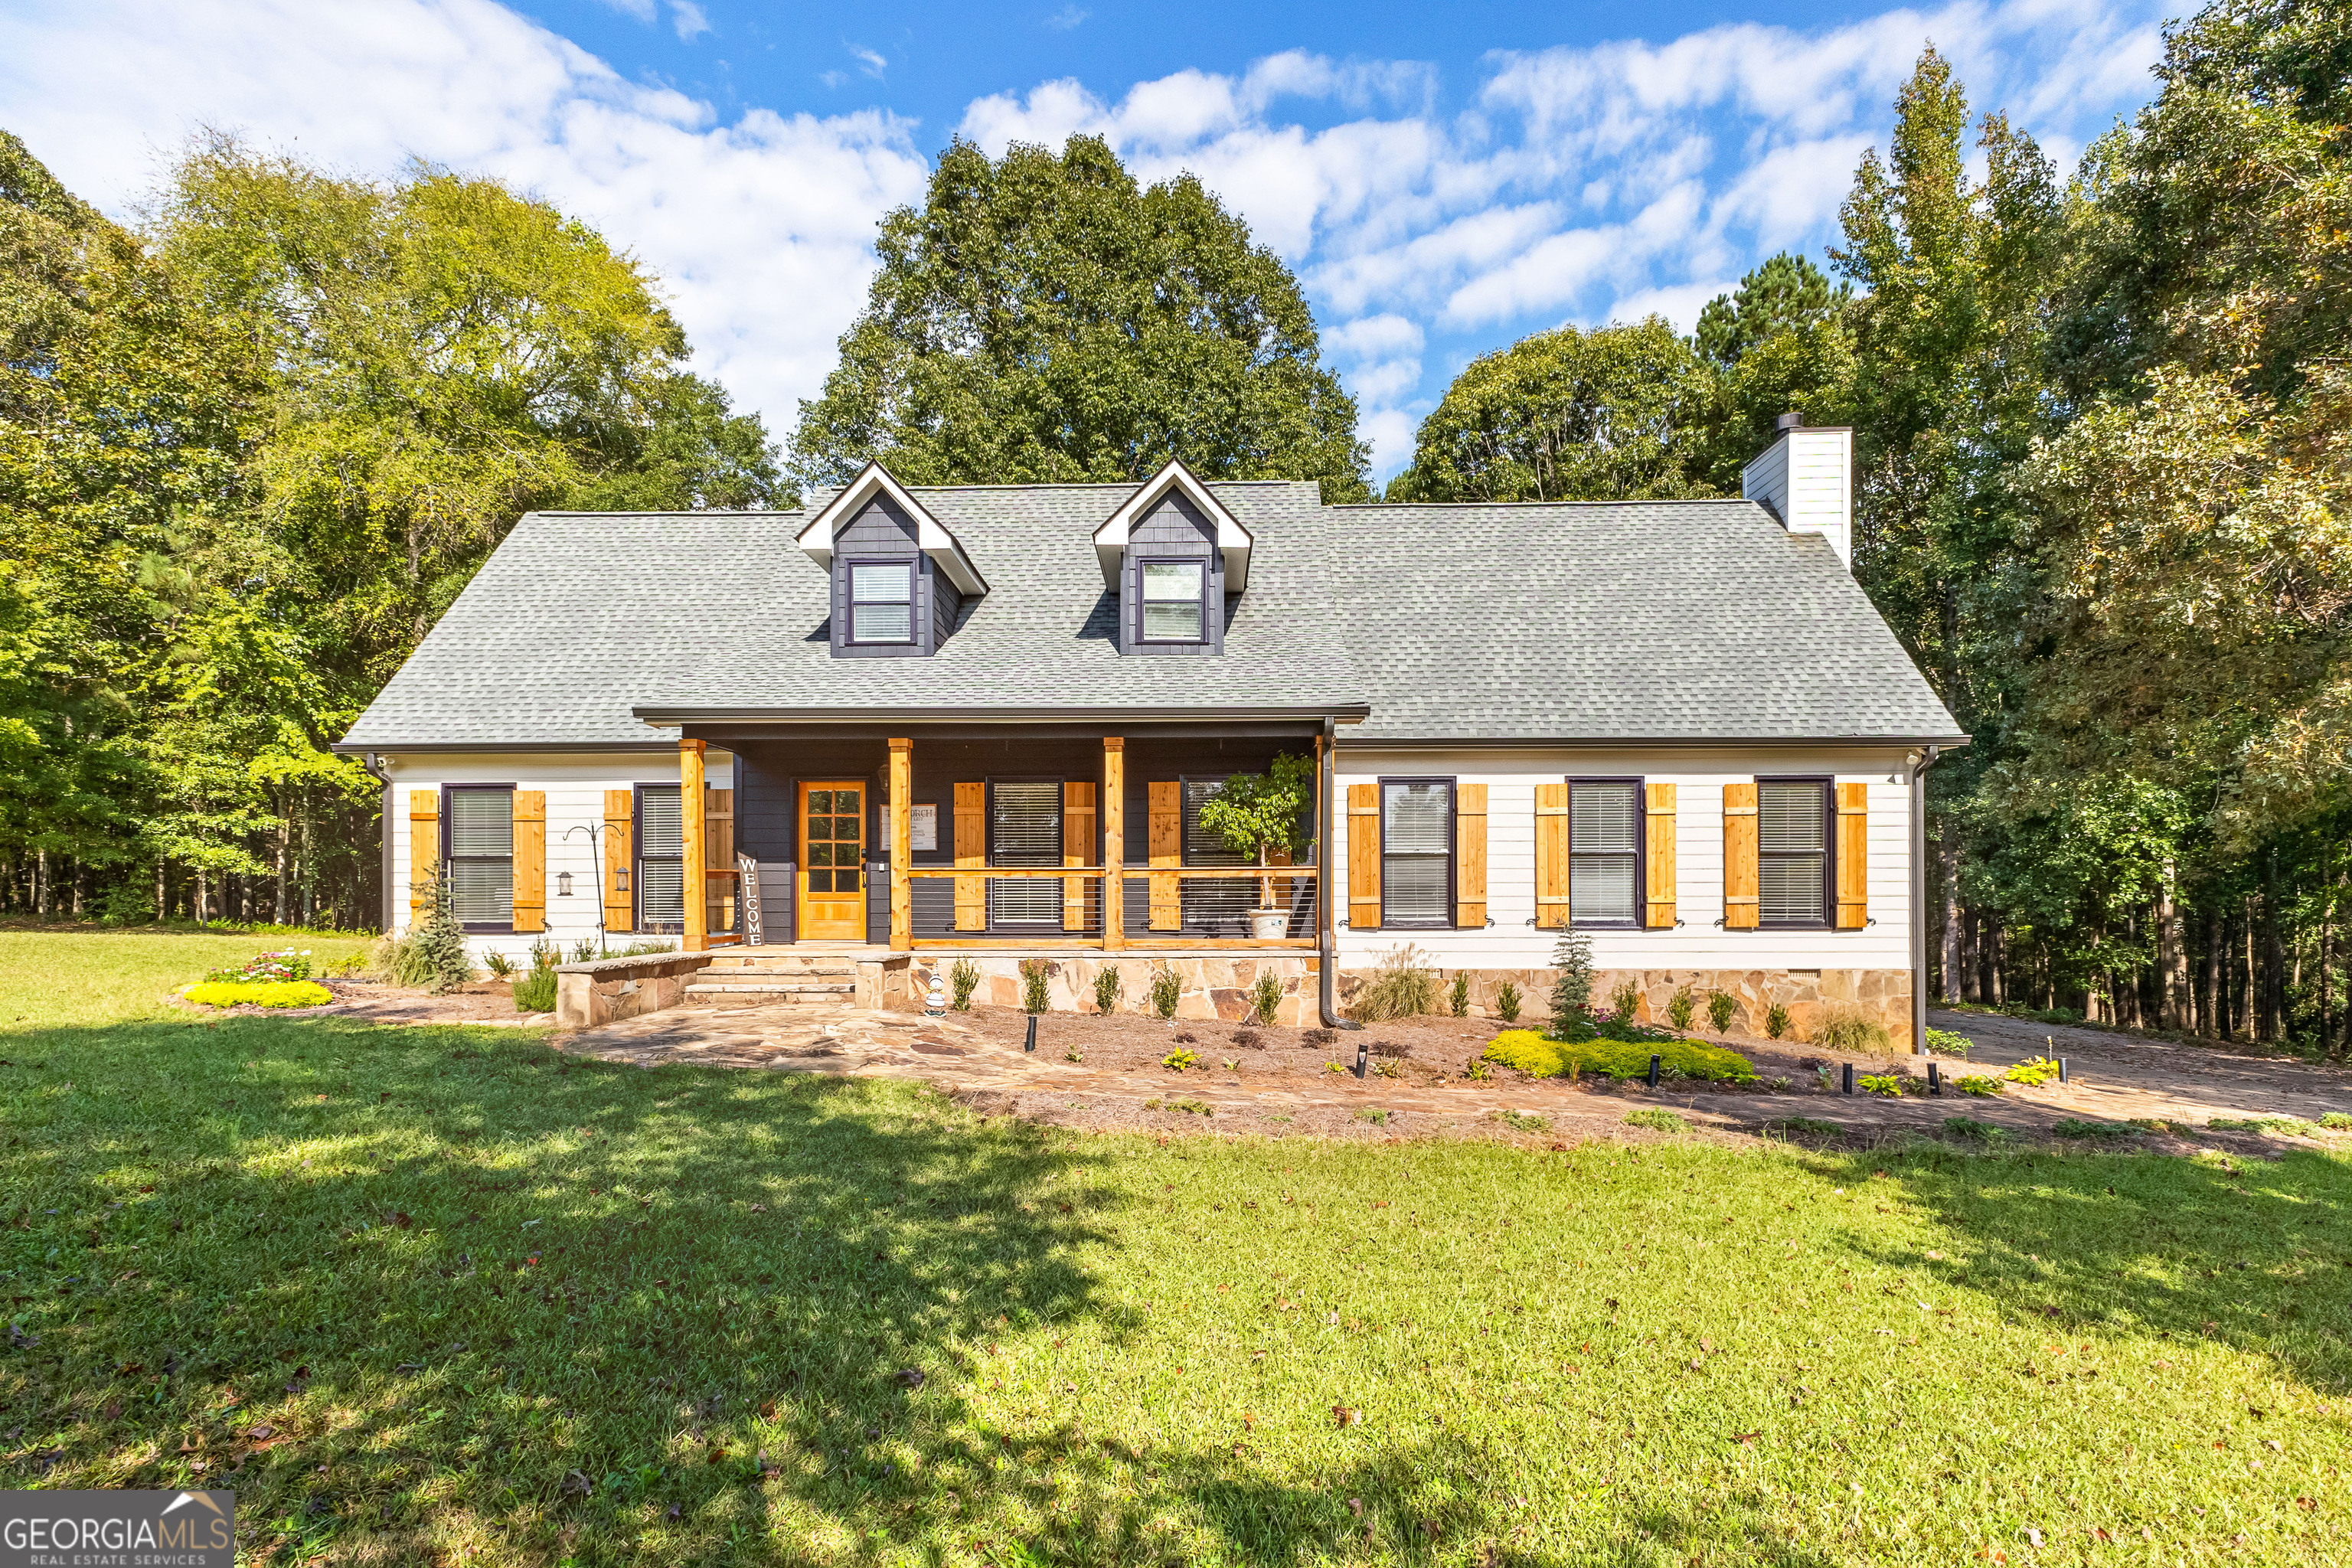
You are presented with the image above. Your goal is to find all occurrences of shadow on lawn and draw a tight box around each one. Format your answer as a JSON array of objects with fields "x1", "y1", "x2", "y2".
[{"x1": 1830, "y1": 1143, "x2": 2352, "y2": 1390}]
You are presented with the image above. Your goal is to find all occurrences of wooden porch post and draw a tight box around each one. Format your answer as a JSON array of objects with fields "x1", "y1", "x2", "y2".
[
  {"x1": 888, "y1": 737, "x2": 912, "y2": 951},
  {"x1": 1102, "y1": 737, "x2": 1125, "y2": 951},
  {"x1": 681, "y1": 738, "x2": 707, "y2": 952}
]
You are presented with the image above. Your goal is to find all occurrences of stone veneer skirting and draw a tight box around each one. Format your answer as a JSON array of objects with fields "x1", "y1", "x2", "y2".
[{"x1": 1352, "y1": 966, "x2": 1916, "y2": 1049}]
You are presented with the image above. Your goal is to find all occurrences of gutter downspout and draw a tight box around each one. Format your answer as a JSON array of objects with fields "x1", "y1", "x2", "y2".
[
  {"x1": 1318, "y1": 717, "x2": 1359, "y2": 1032},
  {"x1": 1909, "y1": 745, "x2": 1942, "y2": 1054},
  {"x1": 360, "y1": 752, "x2": 395, "y2": 936}
]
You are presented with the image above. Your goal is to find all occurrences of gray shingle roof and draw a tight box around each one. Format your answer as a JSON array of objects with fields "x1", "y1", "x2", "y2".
[
  {"x1": 337, "y1": 485, "x2": 1962, "y2": 751},
  {"x1": 1325, "y1": 499, "x2": 1962, "y2": 743}
]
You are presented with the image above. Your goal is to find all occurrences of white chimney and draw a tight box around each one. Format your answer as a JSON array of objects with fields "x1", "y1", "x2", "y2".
[{"x1": 1742, "y1": 413, "x2": 1851, "y2": 568}]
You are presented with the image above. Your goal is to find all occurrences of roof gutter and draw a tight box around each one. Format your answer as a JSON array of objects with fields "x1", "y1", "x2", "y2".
[
  {"x1": 1909, "y1": 744, "x2": 1945, "y2": 1055},
  {"x1": 356, "y1": 751, "x2": 395, "y2": 935},
  {"x1": 632, "y1": 703, "x2": 1372, "y2": 727},
  {"x1": 1334, "y1": 733, "x2": 1973, "y2": 751}
]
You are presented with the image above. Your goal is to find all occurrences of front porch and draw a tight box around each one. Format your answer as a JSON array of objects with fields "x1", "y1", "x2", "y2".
[{"x1": 671, "y1": 727, "x2": 1328, "y2": 962}]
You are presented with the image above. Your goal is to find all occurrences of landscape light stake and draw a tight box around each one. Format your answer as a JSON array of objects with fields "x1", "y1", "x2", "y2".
[
  {"x1": 1354, "y1": 1037, "x2": 1368, "y2": 1079},
  {"x1": 2057, "y1": 1057, "x2": 2068, "y2": 1083},
  {"x1": 1928, "y1": 1062, "x2": 1941, "y2": 1096},
  {"x1": 1025, "y1": 1016, "x2": 1037, "y2": 1054},
  {"x1": 1647, "y1": 1054, "x2": 1661, "y2": 1089},
  {"x1": 1842, "y1": 1063, "x2": 1855, "y2": 1096}
]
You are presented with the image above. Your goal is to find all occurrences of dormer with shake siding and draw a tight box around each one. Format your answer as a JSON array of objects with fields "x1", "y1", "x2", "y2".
[
  {"x1": 795, "y1": 462, "x2": 988, "y2": 658},
  {"x1": 1089, "y1": 458, "x2": 1254, "y2": 657}
]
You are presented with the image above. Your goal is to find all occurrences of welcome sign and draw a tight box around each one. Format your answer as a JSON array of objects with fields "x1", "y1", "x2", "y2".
[{"x1": 2, "y1": 1490, "x2": 234, "y2": 1566}]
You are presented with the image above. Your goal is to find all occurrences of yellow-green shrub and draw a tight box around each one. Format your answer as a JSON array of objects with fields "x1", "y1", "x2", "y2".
[
  {"x1": 1481, "y1": 1031, "x2": 1757, "y2": 1083},
  {"x1": 181, "y1": 980, "x2": 332, "y2": 1009}
]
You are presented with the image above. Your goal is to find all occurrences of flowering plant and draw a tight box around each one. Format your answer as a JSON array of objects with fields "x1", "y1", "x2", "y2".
[{"x1": 203, "y1": 949, "x2": 315, "y2": 984}]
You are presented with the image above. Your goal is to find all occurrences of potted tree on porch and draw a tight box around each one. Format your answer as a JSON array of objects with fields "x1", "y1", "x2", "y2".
[{"x1": 1195, "y1": 752, "x2": 1317, "y2": 939}]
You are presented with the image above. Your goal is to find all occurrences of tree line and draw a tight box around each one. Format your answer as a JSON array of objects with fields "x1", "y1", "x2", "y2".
[{"x1": 8, "y1": 0, "x2": 2350, "y2": 1056}]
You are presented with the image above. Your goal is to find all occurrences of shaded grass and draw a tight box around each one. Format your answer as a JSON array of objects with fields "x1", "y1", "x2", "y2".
[{"x1": 5, "y1": 933, "x2": 2352, "y2": 1564}]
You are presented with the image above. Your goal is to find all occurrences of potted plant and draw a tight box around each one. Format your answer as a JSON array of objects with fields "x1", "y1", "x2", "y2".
[{"x1": 1194, "y1": 753, "x2": 1316, "y2": 939}]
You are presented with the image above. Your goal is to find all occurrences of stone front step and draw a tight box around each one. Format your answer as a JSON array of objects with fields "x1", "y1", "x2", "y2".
[
  {"x1": 700, "y1": 963, "x2": 858, "y2": 978},
  {"x1": 684, "y1": 983, "x2": 855, "y2": 1006}
]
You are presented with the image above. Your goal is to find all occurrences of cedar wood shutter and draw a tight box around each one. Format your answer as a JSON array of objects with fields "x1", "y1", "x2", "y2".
[
  {"x1": 511, "y1": 791, "x2": 546, "y2": 933},
  {"x1": 603, "y1": 789, "x2": 634, "y2": 933},
  {"x1": 1643, "y1": 782, "x2": 1676, "y2": 929},
  {"x1": 704, "y1": 786, "x2": 734, "y2": 939},
  {"x1": 1834, "y1": 782, "x2": 1869, "y2": 929},
  {"x1": 1345, "y1": 782, "x2": 1380, "y2": 929},
  {"x1": 408, "y1": 790, "x2": 439, "y2": 923},
  {"x1": 1148, "y1": 782, "x2": 1181, "y2": 931},
  {"x1": 1454, "y1": 782, "x2": 1487, "y2": 928},
  {"x1": 1062, "y1": 781, "x2": 1096, "y2": 931},
  {"x1": 1533, "y1": 782, "x2": 1570, "y2": 928},
  {"x1": 1723, "y1": 781, "x2": 1759, "y2": 929},
  {"x1": 953, "y1": 782, "x2": 985, "y2": 931}
]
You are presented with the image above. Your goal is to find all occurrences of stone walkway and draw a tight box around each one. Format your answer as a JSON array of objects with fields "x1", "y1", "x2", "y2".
[{"x1": 553, "y1": 999, "x2": 2352, "y2": 1149}]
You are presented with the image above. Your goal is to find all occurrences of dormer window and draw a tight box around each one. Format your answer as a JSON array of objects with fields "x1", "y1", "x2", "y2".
[
  {"x1": 1140, "y1": 560, "x2": 1207, "y2": 642},
  {"x1": 850, "y1": 561, "x2": 915, "y2": 644}
]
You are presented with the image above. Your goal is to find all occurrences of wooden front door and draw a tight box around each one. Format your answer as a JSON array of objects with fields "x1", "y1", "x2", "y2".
[{"x1": 797, "y1": 782, "x2": 867, "y2": 941}]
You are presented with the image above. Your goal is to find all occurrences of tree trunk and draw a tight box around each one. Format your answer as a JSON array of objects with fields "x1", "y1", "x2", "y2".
[
  {"x1": 1940, "y1": 841, "x2": 1963, "y2": 1001},
  {"x1": 2262, "y1": 854, "x2": 2285, "y2": 1042}
]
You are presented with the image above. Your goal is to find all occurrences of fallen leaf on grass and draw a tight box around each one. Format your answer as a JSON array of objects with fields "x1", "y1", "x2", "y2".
[{"x1": 1331, "y1": 1404, "x2": 1361, "y2": 1428}]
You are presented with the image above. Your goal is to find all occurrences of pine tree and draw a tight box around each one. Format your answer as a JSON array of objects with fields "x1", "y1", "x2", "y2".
[{"x1": 1548, "y1": 928, "x2": 1595, "y2": 1040}]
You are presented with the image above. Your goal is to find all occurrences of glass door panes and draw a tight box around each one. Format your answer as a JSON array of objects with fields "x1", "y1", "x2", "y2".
[{"x1": 805, "y1": 788, "x2": 864, "y2": 895}]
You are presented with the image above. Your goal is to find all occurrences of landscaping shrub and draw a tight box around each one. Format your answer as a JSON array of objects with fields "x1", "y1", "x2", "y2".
[
  {"x1": 1352, "y1": 944, "x2": 1439, "y2": 1021},
  {"x1": 1764, "y1": 1003, "x2": 1790, "y2": 1039},
  {"x1": 1250, "y1": 972, "x2": 1282, "y2": 1024},
  {"x1": 1093, "y1": 966, "x2": 1123, "y2": 1015},
  {"x1": 1707, "y1": 989, "x2": 1736, "y2": 1032},
  {"x1": 1625, "y1": 1107, "x2": 1689, "y2": 1133},
  {"x1": 1925, "y1": 1027, "x2": 1975, "y2": 1057},
  {"x1": 1150, "y1": 969, "x2": 1181, "y2": 1021},
  {"x1": 1019, "y1": 959, "x2": 1050, "y2": 1014},
  {"x1": 181, "y1": 979, "x2": 332, "y2": 1009},
  {"x1": 1814, "y1": 1005, "x2": 1891, "y2": 1054},
  {"x1": 1449, "y1": 972, "x2": 1470, "y2": 1018},
  {"x1": 1495, "y1": 981, "x2": 1521, "y2": 1023},
  {"x1": 482, "y1": 951, "x2": 515, "y2": 979},
  {"x1": 949, "y1": 958, "x2": 982, "y2": 1011},
  {"x1": 1547, "y1": 929, "x2": 1595, "y2": 1038},
  {"x1": 1667, "y1": 985, "x2": 1696, "y2": 1031},
  {"x1": 1161, "y1": 1048, "x2": 1199, "y2": 1071},
  {"x1": 1610, "y1": 979, "x2": 1640, "y2": 1021},
  {"x1": 511, "y1": 965, "x2": 557, "y2": 1014},
  {"x1": 2323, "y1": 1112, "x2": 2352, "y2": 1131},
  {"x1": 404, "y1": 877, "x2": 472, "y2": 995},
  {"x1": 203, "y1": 949, "x2": 315, "y2": 984},
  {"x1": 1952, "y1": 1074, "x2": 2001, "y2": 1097},
  {"x1": 2005, "y1": 1056, "x2": 2061, "y2": 1086},
  {"x1": 1857, "y1": 1073, "x2": 1907, "y2": 1097},
  {"x1": 1482, "y1": 1031, "x2": 1757, "y2": 1083}
]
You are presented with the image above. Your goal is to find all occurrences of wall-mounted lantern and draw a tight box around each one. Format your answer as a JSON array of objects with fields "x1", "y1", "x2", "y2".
[
  {"x1": 557, "y1": 871, "x2": 573, "y2": 897},
  {"x1": 613, "y1": 868, "x2": 629, "y2": 893}
]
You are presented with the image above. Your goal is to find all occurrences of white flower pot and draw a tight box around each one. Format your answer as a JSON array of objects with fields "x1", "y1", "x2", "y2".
[{"x1": 1250, "y1": 908, "x2": 1291, "y2": 939}]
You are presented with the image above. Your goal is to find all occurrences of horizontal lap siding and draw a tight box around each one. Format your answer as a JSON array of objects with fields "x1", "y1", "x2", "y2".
[
  {"x1": 1333, "y1": 746, "x2": 1912, "y2": 970},
  {"x1": 384, "y1": 751, "x2": 733, "y2": 962}
]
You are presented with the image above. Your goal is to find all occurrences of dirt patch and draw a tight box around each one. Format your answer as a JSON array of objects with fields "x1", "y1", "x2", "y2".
[{"x1": 952, "y1": 1004, "x2": 1511, "y2": 1082}]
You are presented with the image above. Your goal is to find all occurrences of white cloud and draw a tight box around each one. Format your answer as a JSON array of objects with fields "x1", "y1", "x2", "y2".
[
  {"x1": 1604, "y1": 279, "x2": 1733, "y2": 335},
  {"x1": 1045, "y1": 5, "x2": 1088, "y2": 31},
  {"x1": 668, "y1": 1, "x2": 709, "y2": 43},
  {"x1": 850, "y1": 44, "x2": 887, "y2": 80},
  {"x1": 598, "y1": 0, "x2": 655, "y2": 21}
]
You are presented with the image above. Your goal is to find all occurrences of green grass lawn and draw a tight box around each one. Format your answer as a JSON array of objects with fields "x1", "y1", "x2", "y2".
[{"x1": 4, "y1": 931, "x2": 2350, "y2": 1565}]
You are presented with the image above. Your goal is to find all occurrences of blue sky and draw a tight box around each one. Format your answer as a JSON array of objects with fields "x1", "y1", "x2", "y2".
[{"x1": 3, "y1": 0, "x2": 2176, "y2": 478}]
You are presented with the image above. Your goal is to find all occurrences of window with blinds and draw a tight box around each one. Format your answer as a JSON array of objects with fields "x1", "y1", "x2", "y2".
[
  {"x1": 637, "y1": 784, "x2": 685, "y2": 932},
  {"x1": 851, "y1": 560, "x2": 913, "y2": 643},
  {"x1": 989, "y1": 780, "x2": 1062, "y2": 926},
  {"x1": 1570, "y1": 779, "x2": 1640, "y2": 926},
  {"x1": 1380, "y1": 779, "x2": 1452, "y2": 926},
  {"x1": 1140, "y1": 560, "x2": 1204, "y2": 642},
  {"x1": 445, "y1": 786, "x2": 514, "y2": 927},
  {"x1": 1181, "y1": 778, "x2": 1250, "y2": 929},
  {"x1": 1758, "y1": 779, "x2": 1829, "y2": 926}
]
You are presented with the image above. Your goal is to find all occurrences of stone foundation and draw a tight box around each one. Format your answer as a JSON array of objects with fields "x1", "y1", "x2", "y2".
[
  {"x1": 554, "y1": 951, "x2": 717, "y2": 1030},
  {"x1": 906, "y1": 953, "x2": 1322, "y2": 1026},
  {"x1": 1338, "y1": 965, "x2": 1914, "y2": 1049}
]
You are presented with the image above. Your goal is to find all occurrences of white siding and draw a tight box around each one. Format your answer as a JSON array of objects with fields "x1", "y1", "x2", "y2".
[
  {"x1": 383, "y1": 750, "x2": 734, "y2": 966},
  {"x1": 1333, "y1": 746, "x2": 1912, "y2": 972}
]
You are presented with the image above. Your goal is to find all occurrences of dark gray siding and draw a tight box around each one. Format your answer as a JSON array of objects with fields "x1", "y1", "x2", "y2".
[
  {"x1": 1116, "y1": 493, "x2": 1225, "y2": 656},
  {"x1": 830, "y1": 499, "x2": 956, "y2": 658}
]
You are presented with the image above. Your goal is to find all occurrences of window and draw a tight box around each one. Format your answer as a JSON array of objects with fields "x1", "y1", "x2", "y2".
[
  {"x1": 989, "y1": 779, "x2": 1061, "y2": 926},
  {"x1": 1139, "y1": 559, "x2": 1205, "y2": 642},
  {"x1": 1758, "y1": 779, "x2": 1831, "y2": 926},
  {"x1": 1570, "y1": 779, "x2": 1641, "y2": 926},
  {"x1": 1380, "y1": 779, "x2": 1452, "y2": 926},
  {"x1": 637, "y1": 784, "x2": 684, "y2": 933},
  {"x1": 850, "y1": 560, "x2": 913, "y2": 643},
  {"x1": 1182, "y1": 777, "x2": 1251, "y2": 930},
  {"x1": 444, "y1": 786, "x2": 514, "y2": 929}
]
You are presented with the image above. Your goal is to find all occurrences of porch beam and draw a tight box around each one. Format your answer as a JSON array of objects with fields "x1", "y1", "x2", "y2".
[
  {"x1": 888, "y1": 737, "x2": 912, "y2": 952},
  {"x1": 681, "y1": 738, "x2": 707, "y2": 952},
  {"x1": 1102, "y1": 737, "x2": 1125, "y2": 951}
]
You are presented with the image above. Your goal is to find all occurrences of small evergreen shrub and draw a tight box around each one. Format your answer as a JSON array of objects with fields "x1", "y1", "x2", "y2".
[
  {"x1": 1151, "y1": 969, "x2": 1181, "y2": 1021},
  {"x1": 1250, "y1": 972, "x2": 1283, "y2": 1025},
  {"x1": 1483, "y1": 1031, "x2": 1757, "y2": 1083},
  {"x1": 1815, "y1": 1006, "x2": 1891, "y2": 1054},
  {"x1": 949, "y1": 958, "x2": 982, "y2": 1011},
  {"x1": 1352, "y1": 944, "x2": 1439, "y2": 1021},
  {"x1": 407, "y1": 877, "x2": 472, "y2": 995},
  {"x1": 1625, "y1": 1107, "x2": 1689, "y2": 1133},
  {"x1": 181, "y1": 979, "x2": 332, "y2": 1009},
  {"x1": 1019, "y1": 959, "x2": 1050, "y2": 1014},
  {"x1": 1449, "y1": 972, "x2": 1470, "y2": 1018},
  {"x1": 1547, "y1": 929, "x2": 1595, "y2": 1039},
  {"x1": 1610, "y1": 980, "x2": 1640, "y2": 1021},
  {"x1": 1495, "y1": 982, "x2": 1521, "y2": 1024},
  {"x1": 483, "y1": 951, "x2": 516, "y2": 979},
  {"x1": 1666, "y1": 985, "x2": 1696, "y2": 1031},
  {"x1": 512, "y1": 965, "x2": 557, "y2": 1013},
  {"x1": 1093, "y1": 966, "x2": 1124, "y2": 1015},
  {"x1": 1707, "y1": 989, "x2": 1736, "y2": 1032},
  {"x1": 1763, "y1": 1003, "x2": 1791, "y2": 1040}
]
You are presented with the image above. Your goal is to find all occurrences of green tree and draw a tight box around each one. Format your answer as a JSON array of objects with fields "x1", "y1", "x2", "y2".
[
  {"x1": 1689, "y1": 253, "x2": 1860, "y2": 491},
  {"x1": 1193, "y1": 753, "x2": 1317, "y2": 910},
  {"x1": 791, "y1": 135, "x2": 1368, "y2": 501},
  {"x1": 1387, "y1": 318, "x2": 1713, "y2": 502}
]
